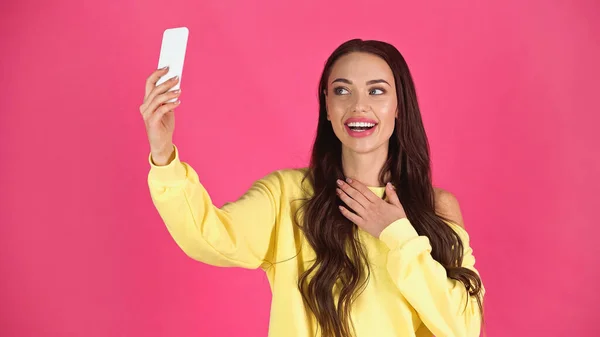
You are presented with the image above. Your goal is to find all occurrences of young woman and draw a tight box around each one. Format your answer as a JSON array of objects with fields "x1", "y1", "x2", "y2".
[{"x1": 139, "y1": 39, "x2": 485, "y2": 337}]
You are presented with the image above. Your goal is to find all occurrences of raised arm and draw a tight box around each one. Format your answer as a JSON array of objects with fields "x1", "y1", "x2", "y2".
[
  {"x1": 148, "y1": 145, "x2": 282, "y2": 269},
  {"x1": 140, "y1": 67, "x2": 282, "y2": 269}
]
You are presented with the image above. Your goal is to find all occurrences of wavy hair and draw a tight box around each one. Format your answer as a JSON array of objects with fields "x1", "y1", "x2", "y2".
[{"x1": 296, "y1": 39, "x2": 484, "y2": 337}]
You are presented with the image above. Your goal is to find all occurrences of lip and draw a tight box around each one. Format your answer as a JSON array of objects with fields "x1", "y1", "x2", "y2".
[
  {"x1": 344, "y1": 117, "x2": 378, "y2": 138},
  {"x1": 344, "y1": 117, "x2": 378, "y2": 125}
]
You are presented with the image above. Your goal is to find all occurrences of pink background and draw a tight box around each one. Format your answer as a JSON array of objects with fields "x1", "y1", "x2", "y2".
[{"x1": 1, "y1": 0, "x2": 598, "y2": 336}]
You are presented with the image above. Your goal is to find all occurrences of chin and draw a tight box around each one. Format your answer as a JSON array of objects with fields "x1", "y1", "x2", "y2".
[
  {"x1": 333, "y1": 127, "x2": 391, "y2": 154},
  {"x1": 341, "y1": 139, "x2": 382, "y2": 154}
]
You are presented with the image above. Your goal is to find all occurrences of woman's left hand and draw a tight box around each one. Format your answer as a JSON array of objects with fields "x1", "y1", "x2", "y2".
[{"x1": 336, "y1": 178, "x2": 407, "y2": 238}]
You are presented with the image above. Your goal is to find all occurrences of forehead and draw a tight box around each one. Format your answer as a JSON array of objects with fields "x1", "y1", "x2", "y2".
[{"x1": 328, "y1": 52, "x2": 394, "y2": 82}]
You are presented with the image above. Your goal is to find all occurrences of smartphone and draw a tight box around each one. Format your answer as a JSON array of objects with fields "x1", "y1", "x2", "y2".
[{"x1": 156, "y1": 27, "x2": 189, "y2": 102}]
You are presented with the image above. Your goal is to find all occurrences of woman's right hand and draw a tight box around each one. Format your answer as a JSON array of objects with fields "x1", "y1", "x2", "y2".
[{"x1": 140, "y1": 66, "x2": 182, "y2": 166}]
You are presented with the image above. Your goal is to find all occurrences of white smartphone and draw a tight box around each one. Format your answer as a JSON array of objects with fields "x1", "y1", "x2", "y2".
[{"x1": 156, "y1": 27, "x2": 189, "y2": 102}]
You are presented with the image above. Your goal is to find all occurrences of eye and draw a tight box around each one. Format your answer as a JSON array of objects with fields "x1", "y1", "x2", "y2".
[
  {"x1": 333, "y1": 87, "x2": 350, "y2": 95},
  {"x1": 370, "y1": 88, "x2": 385, "y2": 95}
]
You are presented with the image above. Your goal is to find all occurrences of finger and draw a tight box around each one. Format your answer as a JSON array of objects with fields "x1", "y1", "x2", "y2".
[
  {"x1": 143, "y1": 89, "x2": 182, "y2": 118},
  {"x1": 337, "y1": 188, "x2": 365, "y2": 215},
  {"x1": 345, "y1": 178, "x2": 380, "y2": 203},
  {"x1": 146, "y1": 75, "x2": 180, "y2": 105},
  {"x1": 385, "y1": 183, "x2": 402, "y2": 206},
  {"x1": 145, "y1": 66, "x2": 170, "y2": 100},
  {"x1": 339, "y1": 206, "x2": 363, "y2": 225},
  {"x1": 337, "y1": 178, "x2": 372, "y2": 206},
  {"x1": 146, "y1": 100, "x2": 181, "y2": 123}
]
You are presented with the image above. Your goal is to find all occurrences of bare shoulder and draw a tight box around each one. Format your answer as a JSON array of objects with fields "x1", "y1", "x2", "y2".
[{"x1": 433, "y1": 187, "x2": 464, "y2": 229}]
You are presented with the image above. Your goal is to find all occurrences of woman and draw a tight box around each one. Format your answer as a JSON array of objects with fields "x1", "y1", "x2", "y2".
[{"x1": 139, "y1": 39, "x2": 485, "y2": 337}]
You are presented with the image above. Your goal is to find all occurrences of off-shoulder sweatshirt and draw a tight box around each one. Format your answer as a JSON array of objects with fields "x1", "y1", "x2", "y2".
[{"x1": 147, "y1": 145, "x2": 485, "y2": 337}]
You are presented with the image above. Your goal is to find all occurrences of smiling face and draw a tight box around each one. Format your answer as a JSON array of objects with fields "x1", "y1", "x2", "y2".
[{"x1": 325, "y1": 52, "x2": 398, "y2": 155}]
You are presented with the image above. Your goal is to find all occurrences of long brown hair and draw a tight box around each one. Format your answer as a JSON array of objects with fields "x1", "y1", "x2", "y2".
[{"x1": 296, "y1": 39, "x2": 484, "y2": 337}]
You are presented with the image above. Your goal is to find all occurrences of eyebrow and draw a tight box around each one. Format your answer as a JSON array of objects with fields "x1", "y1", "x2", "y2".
[{"x1": 331, "y1": 78, "x2": 391, "y2": 86}]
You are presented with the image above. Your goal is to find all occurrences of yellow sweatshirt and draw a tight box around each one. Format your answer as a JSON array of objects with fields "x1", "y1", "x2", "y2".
[{"x1": 147, "y1": 145, "x2": 484, "y2": 337}]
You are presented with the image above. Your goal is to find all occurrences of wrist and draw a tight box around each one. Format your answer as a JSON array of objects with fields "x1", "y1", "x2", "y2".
[{"x1": 151, "y1": 145, "x2": 175, "y2": 166}]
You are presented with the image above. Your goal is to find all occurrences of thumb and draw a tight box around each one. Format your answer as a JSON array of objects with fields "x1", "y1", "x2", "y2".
[{"x1": 386, "y1": 183, "x2": 402, "y2": 207}]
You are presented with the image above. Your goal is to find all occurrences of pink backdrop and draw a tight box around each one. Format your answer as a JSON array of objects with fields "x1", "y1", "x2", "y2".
[{"x1": 1, "y1": 0, "x2": 598, "y2": 336}]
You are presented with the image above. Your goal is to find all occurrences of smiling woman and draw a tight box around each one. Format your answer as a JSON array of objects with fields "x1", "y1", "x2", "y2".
[
  {"x1": 326, "y1": 52, "x2": 399, "y2": 177},
  {"x1": 143, "y1": 38, "x2": 485, "y2": 337}
]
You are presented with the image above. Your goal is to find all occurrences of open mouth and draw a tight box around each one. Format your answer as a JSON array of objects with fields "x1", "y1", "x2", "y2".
[{"x1": 346, "y1": 121, "x2": 377, "y2": 132}]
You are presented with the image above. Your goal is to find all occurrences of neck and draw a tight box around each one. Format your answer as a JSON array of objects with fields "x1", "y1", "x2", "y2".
[{"x1": 341, "y1": 145, "x2": 389, "y2": 187}]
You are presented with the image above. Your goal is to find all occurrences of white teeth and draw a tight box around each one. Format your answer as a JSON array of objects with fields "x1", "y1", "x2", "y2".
[{"x1": 347, "y1": 122, "x2": 376, "y2": 127}]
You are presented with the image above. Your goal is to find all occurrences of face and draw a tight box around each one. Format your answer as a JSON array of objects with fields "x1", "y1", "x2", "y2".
[{"x1": 325, "y1": 52, "x2": 398, "y2": 154}]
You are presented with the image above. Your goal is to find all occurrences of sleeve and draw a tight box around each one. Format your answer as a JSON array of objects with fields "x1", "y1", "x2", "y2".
[
  {"x1": 147, "y1": 144, "x2": 281, "y2": 269},
  {"x1": 379, "y1": 217, "x2": 485, "y2": 337}
]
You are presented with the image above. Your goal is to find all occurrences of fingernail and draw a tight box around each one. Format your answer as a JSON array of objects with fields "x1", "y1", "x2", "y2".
[
  {"x1": 337, "y1": 179, "x2": 343, "y2": 186},
  {"x1": 159, "y1": 65, "x2": 169, "y2": 70},
  {"x1": 346, "y1": 177, "x2": 352, "y2": 183}
]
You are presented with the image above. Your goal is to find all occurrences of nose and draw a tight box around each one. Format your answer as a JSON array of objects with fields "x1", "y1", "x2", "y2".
[{"x1": 352, "y1": 93, "x2": 369, "y2": 113}]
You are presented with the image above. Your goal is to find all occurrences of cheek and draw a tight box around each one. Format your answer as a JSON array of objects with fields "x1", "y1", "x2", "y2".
[
  {"x1": 374, "y1": 100, "x2": 397, "y2": 139},
  {"x1": 327, "y1": 100, "x2": 350, "y2": 120},
  {"x1": 326, "y1": 103, "x2": 348, "y2": 137},
  {"x1": 374, "y1": 99, "x2": 397, "y2": 121}
]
